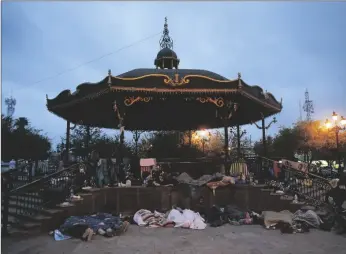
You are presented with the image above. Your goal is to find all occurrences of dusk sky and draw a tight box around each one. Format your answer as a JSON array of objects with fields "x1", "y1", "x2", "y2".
[{"x1": 2, "y1": 2, "x2": 346, "y2": 147}]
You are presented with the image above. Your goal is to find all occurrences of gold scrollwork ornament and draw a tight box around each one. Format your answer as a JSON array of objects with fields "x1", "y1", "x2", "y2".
[
  {"x1": 196, "y1": 97, "x2": 224, "y2": 108},
  {"x1": 163, "y1": 74, "x2": 190, "y2": 87},
  {"x1": 124, "y1": 96, "x2": 152, "y2": 106}
]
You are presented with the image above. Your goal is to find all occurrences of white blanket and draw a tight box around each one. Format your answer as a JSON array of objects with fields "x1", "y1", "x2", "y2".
[{"x1": 167, "y1": 209, "x2": 206, "y2": 230}]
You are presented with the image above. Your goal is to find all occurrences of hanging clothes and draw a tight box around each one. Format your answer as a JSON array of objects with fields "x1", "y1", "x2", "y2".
[{"x1": 273, "y1": 161, "x2": 281, "y2": 178}]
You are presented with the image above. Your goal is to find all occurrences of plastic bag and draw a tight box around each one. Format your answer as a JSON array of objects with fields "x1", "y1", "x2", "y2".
[{"x1": 54, "y1": 229, "x2": 71, "y2": 241}]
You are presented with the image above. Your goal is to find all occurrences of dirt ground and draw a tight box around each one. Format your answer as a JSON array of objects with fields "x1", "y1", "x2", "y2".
[{"x1": 2, "y1": 225, "x2": 346, "y2": 254}]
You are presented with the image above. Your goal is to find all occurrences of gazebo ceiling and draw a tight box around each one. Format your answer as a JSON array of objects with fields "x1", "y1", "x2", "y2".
[{"x1": 46, "y1": 18, "x2": 283, "y2": 131}]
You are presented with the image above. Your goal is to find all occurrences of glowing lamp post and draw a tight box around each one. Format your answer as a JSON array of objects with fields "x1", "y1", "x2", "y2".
[
  {"x1": 324, "y1": 111, "x2": 346, "y2": 172},
  {"x1": 196, "y1": 130, "x2": 211, "y2": 154}
]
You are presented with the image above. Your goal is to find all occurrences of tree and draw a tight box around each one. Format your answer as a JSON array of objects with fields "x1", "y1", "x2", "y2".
[
  {"x1": 252, "y1": 120, "x2": 346, "y2": 164},
  {"x1": 296, "y1": 120, "x2": 346, "y2": 163},
  {"x1": 1, "y1": 114, "x2": 15, "y2": 161},
  {"x1": 138, "y1": 131, "x2": 203, "y2": 159},
  {"x1": 253, "y1": 126, "x2": 302, "y2": 160},
  {"x1": 272, "y1": 127, "x2": 302, "y2": 160},
  {"x1": 70, "y1": 125, "x2": 102, "y2": 158},
  {"x1": 1, "y1": 115, "x2": 52, "y2": 162},
  {"x1": 253, "y1": 135, "x2": 275, "y2": 158}
]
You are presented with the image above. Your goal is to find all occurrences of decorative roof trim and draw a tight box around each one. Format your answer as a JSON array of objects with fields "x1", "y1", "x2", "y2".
[
  {"x1": 109, "y1": 86, "x2": 238, "y2": 93},
  {"x1": 239, "y1": 90, "x2": 282, "y2": 111},
  {"x1": 109, "y1": 86, "x2": 282, "y2": 110},
  {"x1": 111, "y1": 73, "x2": 237, "y2": 84},
  {"x1": 48, "y1": 88, "x2": 110, "y2": 110}
]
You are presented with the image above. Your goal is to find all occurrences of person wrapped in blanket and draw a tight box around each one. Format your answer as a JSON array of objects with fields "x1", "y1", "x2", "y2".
[{"x1": 59, "y1": 213, "x2": 129, "y2": 241}]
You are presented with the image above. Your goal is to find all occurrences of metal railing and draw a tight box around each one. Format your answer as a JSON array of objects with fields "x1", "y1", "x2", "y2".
[
  {"x1": 259, "y1": 156, "x2": 332, "y2": 206},
  {"x1": 1, "y1": 163, "x2": 85, "y2": 236}
]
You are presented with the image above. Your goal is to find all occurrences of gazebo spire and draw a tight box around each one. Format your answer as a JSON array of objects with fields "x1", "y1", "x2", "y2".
[{"x1": 159, "y1": 17, "x2": 173, "y2": 49}]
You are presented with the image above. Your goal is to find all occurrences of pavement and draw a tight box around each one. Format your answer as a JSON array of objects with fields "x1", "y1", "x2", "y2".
[{"x1": 2, "y1": 225, "x2": 346, "y2": 254}]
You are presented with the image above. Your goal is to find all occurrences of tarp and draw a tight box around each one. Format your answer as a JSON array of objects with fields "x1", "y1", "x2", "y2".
[{"x1": 140, "y1": 158, "x2": 156, "y2": 167}]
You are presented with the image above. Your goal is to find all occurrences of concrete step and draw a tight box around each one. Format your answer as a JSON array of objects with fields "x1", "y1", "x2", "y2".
[
  {"x1": 3, "y1": 226, "x2": 41, "y2": 237},
  {"x1": 7, "y1": 207, "x2": 52, "y2": 222},
  {"x1": 4, "y1": 215, "x2": 42, "y2": 230}
]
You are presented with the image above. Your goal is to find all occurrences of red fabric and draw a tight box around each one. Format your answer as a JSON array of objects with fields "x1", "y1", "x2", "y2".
[
  {"x1": 141, "y1": 166, "x2": 151, "y2": 172},
  {"x1": 273, "y1": 161, "x2": 281, "y2": 178}
]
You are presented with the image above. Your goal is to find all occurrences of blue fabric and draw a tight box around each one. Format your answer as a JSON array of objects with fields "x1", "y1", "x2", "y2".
[
  {"x1": 60, "y1": 213, "x2": 123, "y2": 232},
  {"x1": 54, "y1": 229, "x2": 71, "y2": 241},
  {"x1": 269, "y1": 167, "x2": 274, "y2": 177}
]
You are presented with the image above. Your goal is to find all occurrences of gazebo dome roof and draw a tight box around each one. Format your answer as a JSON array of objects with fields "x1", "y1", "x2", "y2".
[{"x1": 156, "y1": 47, "x2": 178, "y2": 59}]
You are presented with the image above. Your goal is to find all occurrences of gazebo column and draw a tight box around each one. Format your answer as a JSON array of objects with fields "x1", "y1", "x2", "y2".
[
  {"x1": 223, "y1": 123, "x2": 230, "y2": 175},
  {"x1": 113, "y1": 100, "x2": 126, "y2": 183},
  {"x1": 220, "y1": 101, "x2": 239, "y2": 175},
  {"x1": 188, "y1": 130, "x2": 192, "y2": 147},
  {"x1": 224, "y1": 125, "x2": 229, "y2": 157},
  {"x1": 237, "y1": 125, "x2": 241, "y2": 158},
  {"x1": 252, "y1": 113, "x2": 277, "y2": 158}
]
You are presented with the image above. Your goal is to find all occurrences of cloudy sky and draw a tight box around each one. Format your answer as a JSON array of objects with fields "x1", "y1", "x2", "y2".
[{"x1": 2, "y1": 1, "x2": 346, "y2": 147}]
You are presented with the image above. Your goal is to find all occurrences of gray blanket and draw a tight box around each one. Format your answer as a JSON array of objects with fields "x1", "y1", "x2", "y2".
[
  {"x1": 262, "y1": 210, "x2": 322, "y2": 229},
  {"x1": 175, "y1": 172, "x2": 223, "y2": 186}
]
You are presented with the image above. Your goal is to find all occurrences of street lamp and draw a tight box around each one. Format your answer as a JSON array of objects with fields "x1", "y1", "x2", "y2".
[
  {"x1": 252, "y1": 114, "x2": 277, "y2": 157},
  {"x1": 324, "y1": 112, "x2": 346, "y2": 172}
]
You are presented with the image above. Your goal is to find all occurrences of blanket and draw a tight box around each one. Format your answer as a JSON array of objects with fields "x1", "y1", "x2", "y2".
[
  {"x1": 175, "y1": 172, "x2": 223, "y2": 186},
  {"x1": 60, "y1": 213, "x2": 123, "y2": 233},
  {"x1": 133, "y1": 209, "x2": 174, "y2": 228},
  {"x1": 167, "y1": 209, "x2": 207, "y2": 230}
]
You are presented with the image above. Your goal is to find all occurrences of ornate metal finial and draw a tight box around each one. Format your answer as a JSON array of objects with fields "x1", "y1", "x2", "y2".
[
  {"x1": 238, "y1": 72, "x2": 241, "y2": 79},
  {"x1": 159, "y1": 17, "x2": 173, "y2": 49},
  {"x1": 46, "y1": 94, "x2": 48, "y2": 100}
]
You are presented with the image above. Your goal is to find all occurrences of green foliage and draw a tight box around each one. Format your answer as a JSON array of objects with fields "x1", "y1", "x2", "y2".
[
  {"x1": 1, "y1": 115, "x2": 51, "y2": 161},
  {"x1": 253, "y1": 120, "x2": 346, "y2": 161},
  {"x1": 69, "y1": 126, "x2": 132, "y2": 158}
]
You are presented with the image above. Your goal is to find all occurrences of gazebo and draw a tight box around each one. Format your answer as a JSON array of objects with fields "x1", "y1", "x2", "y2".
[{"x1": 47, "y1": 18, "x2": 282, "y2": 170}]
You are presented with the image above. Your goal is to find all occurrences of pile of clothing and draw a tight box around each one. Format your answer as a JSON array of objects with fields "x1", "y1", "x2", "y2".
[
  {"x1": 133, "y1": 208, "x2": 207, "y2": 230},
  {"x1": 133, "y1": 209, "x2": 175, "y2": 228},
  {"x1": 54, "y1": 213, "x2": 129, "y2": 241}
]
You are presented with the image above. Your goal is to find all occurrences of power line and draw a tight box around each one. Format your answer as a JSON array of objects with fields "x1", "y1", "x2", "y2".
[{"x1": 23, "y1": 31, "x2": 161, "y2": 90}]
